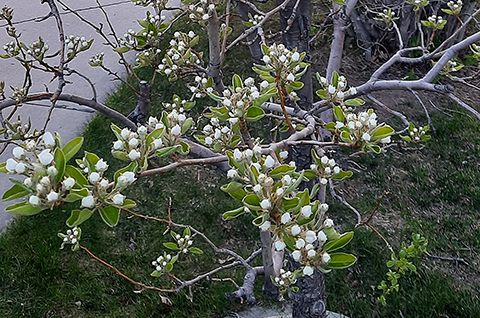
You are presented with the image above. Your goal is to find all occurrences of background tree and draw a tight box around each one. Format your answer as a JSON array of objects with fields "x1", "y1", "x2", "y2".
[{"x1": 0, "y1": 1, "x2": 479, "y2": 318}]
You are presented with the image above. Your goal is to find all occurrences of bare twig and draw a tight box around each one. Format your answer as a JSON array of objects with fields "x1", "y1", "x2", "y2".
[
  {"x1": 367, "y1": 94, "x2": 409, "y2": 127},
  {"x1": 329, "y1": 179, "x2": 362, "y2": 224},
  {"x1": 409, "y1": 89, "x2": 435, "y2": 133}
]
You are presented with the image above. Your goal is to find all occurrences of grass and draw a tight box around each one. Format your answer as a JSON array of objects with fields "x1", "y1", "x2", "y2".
[{"x1": 1, "y1": 11, "x2": 480, "y2": 318}]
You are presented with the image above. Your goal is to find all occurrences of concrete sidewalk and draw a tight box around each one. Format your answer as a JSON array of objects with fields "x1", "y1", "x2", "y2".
[{"x1": 0, "y1": 0, "x2": 178, "y2": 231}]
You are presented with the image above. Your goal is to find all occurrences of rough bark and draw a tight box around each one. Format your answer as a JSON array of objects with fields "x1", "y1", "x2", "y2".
[
  {"x1": 350, "y1": 0, "x2": 478, "y2": 57},
  {"x1": 233, "y1": 1, "x2": 264, "y2": 65},
  {"x1": 207, "y1": 0, "x2": 226, "y2": 94},
  {"x1": 276, "y1": 2, "x2": 327, "y2": 317}
]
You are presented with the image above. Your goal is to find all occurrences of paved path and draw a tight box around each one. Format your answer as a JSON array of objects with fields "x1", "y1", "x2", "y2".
[
  {"x1": 0, "y1": 0, "x2": 178, "y2": 232},
  {"x1": 225, "y1": 305, "x2": 350, "y2": 318}
]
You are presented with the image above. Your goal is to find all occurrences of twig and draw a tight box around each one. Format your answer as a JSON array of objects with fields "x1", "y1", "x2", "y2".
[
  {"x1": 409, "y1": 89, "x2": 436, "y2": 133},
  {"x1": 446, "y1": 93, "x2": 480, "y2": 121},
  {"x1": 360, "y1": 190, "x2": 388, "y2": 226},
  {"x1": 329, "y1": 179, "x2": 362, "y2": 224},
  {"x1": 367, "y1": 94, "x2": 409, "y2": 127},
  {"x1": 220, "y1": 0, "x2": 231, "y2": 64},
  {"x1": 427, "y1": 254, "x2": 469, "y2": 266},
  {"x1": 79, "y1": 245, "x2": 176, "y2": 294},
  {"x1": 139, "y1": 156, "x2": 228, "y2": 177}
]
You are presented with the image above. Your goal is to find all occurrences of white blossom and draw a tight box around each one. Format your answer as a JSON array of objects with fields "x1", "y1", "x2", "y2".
[
  {"x1": 292, "y1": 51, "x2": 300, "y2": 61},
  {"x1": 14, "y1": 162, "x2": 26, "y2": 174},
  {"x1": 233, "y1": 149, "x2": 242, "y2": 161},
  {"x1": 38, "y1": 149, "x2": 54, "y2": 166},
  {"x1": 328, "y1": 85, "x2": 336, "y2": 94},
  {"x1": 253, "y1": 145, "x2": 262, "y2": 155},
  {"x1": 260, "y1": 199, "x2": 271, "y2": 210},
  {"x1": 264, "y1": 155, "x2": 275, "y2": 168},
  {"x1": 12, "y1": 147, "x2": 26, "y2": 159},
  {"x1": 324, "y1": 218, "x2": 334, "y2": 228},
  {"x1": 281, "y1": 212, "x2": 291, "y2": 224},
  {"x1": 113, "y1": 140, "x2": 123, "y2": 150},
  {"x1": 121, "y1": 128, "x2": 130, "y2": 139},
  {"x1": 99, "y1": 179, "x2": 109, "y2": 189},
  {"x1": 227, "y1": 169, "x2": 238, "y2": 178},
  {"x1": 205, "y1": 137, "x2": 213, "y2": 145},
  {"x1": 380, "y1": 136, "x2": 391, "y2": 144},
  {"x1": 171, "y1": 125, "x2": 181, "y2": 136},
  {"x1": 89, "y1": 172, "x2": 100, "y2": 183},
  {"x1": 81, "y1": 195, "x2": 95, "y2": 208},
  {"x1": 43, "y1": 132, "x2": 55, "y2": 147},
  {"x1": 274, "y1": 240, "x2": 286, "y2": 251},
  {"x1": 362, "y1": 133, "x2": 371, "y2": 142},
  {"x1": 47, "y1": 166, "x2": 57, "y2": 176},
  {"x1": 292, "y1": 250, "x2": 301, "y2": 261},
  {"x1": 305, "y1": 230, "x2": 317, "y2": 243},
  {"x1": 308, "y1": 249, "x2": 316, "y2": 258},
  {"x1": 262, "y1": 55, "x2": 270, "y2": 64},
  {"x1": 24, "y1": 178, "x2": 33, "y2": 187},
  {"x1": 95, "y1": 159, "x2": 108, "y2": 171},
  {"x1": 29, "y1": 195, "x2": 40, "y2": 206},
  {"x1": 112, "y1": 193, "x2": 125, "y2": 205},
  {"x1": 291, "y1": 225, "x2": 301, "y2": 236},
  {"x1": 287, "y1": 73, "x2": 295, "y2": 81},
  {"x1": 259, "y1": 220, "x2": 271, "y2": 231},
  {"x1": 47, "y1": 191, "x2": 59, "y2": 202},
  {"x1": 322, "y1": 252, "x2": 331, "y2": 264},
  {"x1": 318, "y1": 231, "x2": 327, "y2": 243},
  {"x1": 129, "y1": 138, "x2": 139, "y2": 148},
  {"x1": 301, "y1": 205, "x2": 312, "y2": 218},
  {"x1": 295, "y1": 238, "x2": 306, "y2": 249},
  {"x1": 128, "y1": 149, "x2": 141, "y2": 160},
  {"x1": 63, "y1": 177, "x2": 75, "y2": 190},
  {"x1": 303, "y1": 266, "x2": 314, "y2": 276},
  {"x1": 137, "y1": 125, "x2": 148, "y2": 135}
]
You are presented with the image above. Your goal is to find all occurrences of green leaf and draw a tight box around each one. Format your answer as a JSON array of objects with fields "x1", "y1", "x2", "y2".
[
  {"x1": 400, "y1": 135, "x2": 412, "y2": 142},
  {"x1": 65, "y1": 188, "x2": 89, "y2": 202},
  {"x1": 332, "y1": 169, "x2": 353, "y2": 181},
  {"x1": 0, "y1": 162, "x2": 8, "y2": 173},
  {"x1": 229, "y1": 188, "x2": 247, "y2": 201},
  {"x1": 99, "y1": 206, "x2": 120, "y2": 227},
  {"x1": 253, "y1": 92, "x2": 277, "y2": 108},
  {"x1": 269, "y1": 165, "x2": 295, "y2": 179},
  {"x1": 54, "y1": 148, "x2": 66, "y2": 185},
  {"x1": 183, "y1": 227, "x2": 191, "y2": 237},
  {"x1": 333, "y1": 0, "x2": 346, "y2": 5},
  {"x1": 114, "y1": 46, "x2": 130, "y2": 53},
  {"x1": 156, "y1": 146, "x2": 179, "y2": 158},
  {"x1": 65, "y1": 165, "x2": 88, "y2": 188},
  {"x1": 6, "y1": 201, "x2": 43, "y2": 216},
  {"x1": 371, "y1": 126, "x2": 395, "y2": 141},
  {"x1": 333, "y1": 105, "x2": 345, "y2": 122},
  {"x1": 151, "y1": 270, "x2": 162, "y2": 277},
  {"x1": 2, "y1": 183, "x2": 31, "y2": 201},
  {"x1": 163, "y1": 242, "x2": 178, "y2": 250},
  {"x1": 119, "y1": 199, "x2": 136, "y2": 209},
  {"x1": 331, "y1": 71, "x2": 339, "y2": 88},
  {"x1": 283, "y1": 197, "x2": 299, "y2": 211},
  {"x1": 344, "y1": 98, "x2": 365, "y2": 106},
  {"x1": 243, "y1": 194, "x2": 261, "y2": 211},
  {"x1": 222, "y1": 206, "x2": 245, "y2": 220},
  {"x1": 62, "y1": 137, "x2": 83, "y2": 163},
  {"x1": 190, "y1": 247, "x2": 203, "y2": 254},
  {"x1": 232, "y1": 74, "x2": 243, "y2": 90},
  {"x1": 328, "y1": 252, "x2": 357, "y2": 269},
  {"x1": 289, "y1": 81, "x2": 304, "y2": 90},
  {"x1": 324, "y1": 232, "x2": 354, "y2": 252},
  {"x1": 66, "y1": 209, "x2": 94, "y2": 227},
  {"x1": 316, "y1": 90, "x2": 328, "y2": 99},
  {"x1": 112, "y1": 150, "x2": 130, "y2": 161},
  {"x1": 221, "y1": 182, "x2": 244, "y2": 193},
  {"x1": 245, "y1": 106, "x2": 265, "y2": 121}
]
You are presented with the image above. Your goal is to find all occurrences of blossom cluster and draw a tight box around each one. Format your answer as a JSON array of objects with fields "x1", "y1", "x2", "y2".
[
  {"x1": 255, "y1": 43, "x2": 307, "y2": 91},
  {"x1": 157, "y1": 31, "x2": 202, "y2": 80},
  {"x1": 152, "y1": 253, "x2": 173, "y2": 273},
  {"x1": 444, "y1": 0, "x2": 462, "y2": 15},
  {"x1": 2, "y1": 41, "x2": 17, "y2": 57},
  {"x1": 187, "y1": 0, "x2": 216, "y2": 22},
  {"x1": 26, "y1": 38, "x2": 49, "y2": 61},
  {"x1": 317, "y1": 73, "x2": 357, "y2": 104},
  {"x1": 65, "y1": 35, "x2": 92, "y2": 57},
  {"x1": 58, "y1": 226, "x2": 82, "y2": 251},
  {"x1": 309, "y1": 155, "x2": 342, "y2": 185},
  {"x1": 422, "y1": 15, "x2": 447, "y2": 30},
  {"x1": 199, "y1": 116, "x2": 239, "y2": 152},
  {"x1": 88, "y1": 52, "x2": 104, "y2": 67},
  {"x1": 4, "y1": 132, "x2": 70, "y2": 210}
]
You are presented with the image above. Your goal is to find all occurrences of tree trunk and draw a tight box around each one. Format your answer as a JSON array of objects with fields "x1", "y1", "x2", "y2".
[
  {"x1": 277, "y1": 2, "x2": 328, "y2": 318},
  {"x1": 350, "y1": 0, "x2": 478, "y2": 58}
]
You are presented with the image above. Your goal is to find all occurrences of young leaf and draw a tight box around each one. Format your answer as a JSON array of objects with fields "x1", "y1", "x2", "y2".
[
  {"x1": 328, "y1": 252, "x2": 357, "y2": 269},
  {"x1": 66, "y1": 209, "x2": 93, "y2": 227},
  {"x1": 222, "y1": 206, "x2": 245, "y2": 220},
  {"x1": 99, "y1": 206, "x2": 120, "y2": 227},
  {"x1": 6, "y1": 201, "x2": 43, "y2": 216},
  {"x1": 324, "y1": 232, "x2": 354, "y2": 252},
  {"x1": 62, "y1": 137, "x2": 84, "y2": 163}
]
